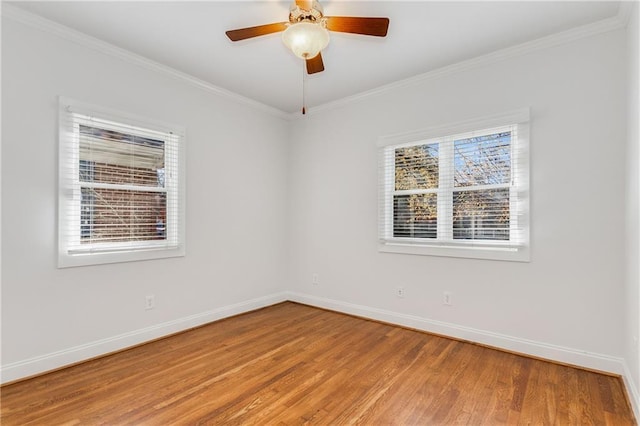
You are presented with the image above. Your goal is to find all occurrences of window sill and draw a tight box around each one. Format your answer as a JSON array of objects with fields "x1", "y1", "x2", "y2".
[
  {"x1": 378, "y1": 241, "x2": 530, "y2": 262},
  {"x1": 58, "y1": 245, "x2": 185, "y2": 268}
]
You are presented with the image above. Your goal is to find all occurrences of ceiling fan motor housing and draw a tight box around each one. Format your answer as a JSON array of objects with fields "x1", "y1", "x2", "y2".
[{"x1": 289, "y1": 1, "x2": 325, "y2": 24}]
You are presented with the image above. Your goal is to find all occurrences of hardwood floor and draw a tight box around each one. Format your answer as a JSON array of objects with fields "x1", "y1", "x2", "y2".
[{"x1": 1, "y1": 302, "x2": 635, "y2": 425}]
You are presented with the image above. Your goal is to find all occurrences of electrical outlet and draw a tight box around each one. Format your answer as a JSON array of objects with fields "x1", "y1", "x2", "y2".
[
  {"x1": 145, "y1": 295, "x2": 155, "y2": 310},
  {"x1": 312, "y1": 273, "x2": 319, "y2": 285},
  {"x1": 397, "y1": 286, "x2": 405, "y2": 298},
  {"x1": 443, "y1": 291, "x2": 452, "y2": 306}
]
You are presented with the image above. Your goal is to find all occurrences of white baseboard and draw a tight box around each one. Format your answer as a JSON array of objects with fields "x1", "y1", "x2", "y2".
[
  {"x1": 0, "y1": 292, "x2": 288, "y2": 384},
  {"x1": 621, "y1": 361, "x2": 640, "y2": 422},
  {"x1": 285, "y1": 291, "x2": 627, "y2": 375}
]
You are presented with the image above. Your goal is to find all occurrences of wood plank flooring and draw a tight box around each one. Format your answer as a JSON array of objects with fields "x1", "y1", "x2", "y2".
[{"x1": 1, "y1": 302, "x2": 636, "y2": 425}]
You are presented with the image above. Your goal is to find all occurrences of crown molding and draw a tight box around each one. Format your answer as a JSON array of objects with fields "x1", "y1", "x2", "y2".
[
  {"x1": 300, "y1": 11, "x2": 629, "y2": 118},
  {"x1": 0, "y1": 3, "x2": 292, "y2": 121}
]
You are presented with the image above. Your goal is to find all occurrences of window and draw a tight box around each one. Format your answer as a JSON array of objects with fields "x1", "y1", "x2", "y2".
[
  {"x1": 378, "y1": 110, "x2": 529, "y2": 261},
  {"x1": 58, "y1": 97, "x2": 185, "y2": 267}
]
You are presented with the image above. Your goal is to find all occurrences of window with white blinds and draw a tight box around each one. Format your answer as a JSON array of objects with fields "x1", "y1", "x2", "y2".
[
  {"x1": 378, "y1": 110, "x2": 529, "y2": 261},
  {"x1": 58, "y1": 97, "x2": 185, "y2": 267}
]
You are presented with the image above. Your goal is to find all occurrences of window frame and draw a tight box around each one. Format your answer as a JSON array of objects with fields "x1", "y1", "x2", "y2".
[
  {"x1": 58, "y1": 97, "x2": 186, "y2": 268},
  {"x1": 378, "y1": 109, "x2": 530, "y2": 262}
]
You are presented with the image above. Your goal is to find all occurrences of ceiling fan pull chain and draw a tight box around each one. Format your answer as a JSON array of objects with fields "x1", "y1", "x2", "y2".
[{"x1": 302, "y1": 59, "x2": 306, "y2": 115}]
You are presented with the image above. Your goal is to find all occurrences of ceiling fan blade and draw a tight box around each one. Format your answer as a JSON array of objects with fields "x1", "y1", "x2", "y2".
[
  {"x1": 324, "y1": 16, "x2": 389, "y2": 37},
  {"x1": 225, "y1": 22, "x2": 288, "y2": 41},
  {"x1": 306, "y1": 53, "x2": 325, "y2": 74}
]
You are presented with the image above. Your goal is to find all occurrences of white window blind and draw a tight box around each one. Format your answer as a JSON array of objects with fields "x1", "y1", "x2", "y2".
[
  {"x1": 58, "y1": 97, "x2": 185, "y2": 267},
  {"x1": 378, "y1": 110, "x2": 529, "y2": 261}
]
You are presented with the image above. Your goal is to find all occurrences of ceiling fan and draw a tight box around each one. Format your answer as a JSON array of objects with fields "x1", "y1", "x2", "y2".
[{"x1": 225, "y1": 0, "x2": 390, "y2": 76}]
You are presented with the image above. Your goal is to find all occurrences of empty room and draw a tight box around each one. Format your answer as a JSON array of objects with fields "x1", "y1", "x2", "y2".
[{"x1": 1, "y1": 0, "x2": 639, "y2": 424}]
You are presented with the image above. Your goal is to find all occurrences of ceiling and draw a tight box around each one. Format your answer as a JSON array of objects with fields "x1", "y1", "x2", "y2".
[{"x1": 7, "y1": 1, "x2": 622, "y2": 114}]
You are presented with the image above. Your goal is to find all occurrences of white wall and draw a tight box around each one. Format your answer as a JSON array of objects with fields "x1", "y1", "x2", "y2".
[
  {"x1": 288, "y1": 28, "x2": 628, "y2": 371},
  {"x1": 624, "y1": 1, "x2": 640, "y2": 415},
  {"x1": 1, "y1": 17, "x2": 289, "y2": 381}
]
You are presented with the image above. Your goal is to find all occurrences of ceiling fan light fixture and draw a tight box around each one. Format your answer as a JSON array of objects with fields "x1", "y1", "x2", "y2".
[{"x1": 282, "y1": 22, "x2": 329, "y2": 59}]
